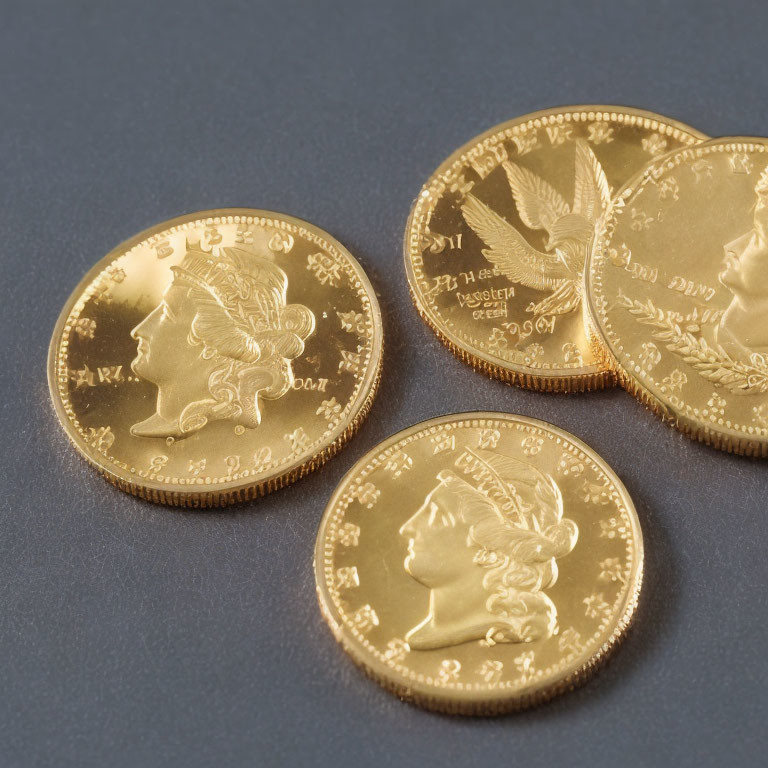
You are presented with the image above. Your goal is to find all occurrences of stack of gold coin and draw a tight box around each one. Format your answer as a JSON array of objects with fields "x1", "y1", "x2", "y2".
[
  {"x1": 47, "y1": 103, "x2": 764, "y2": 717},
  {"x1": 405, "y1": 106, "x2": 708, "y2": 392}
]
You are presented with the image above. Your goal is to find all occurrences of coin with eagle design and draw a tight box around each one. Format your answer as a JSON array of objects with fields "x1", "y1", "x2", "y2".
[{"x1": 404, "y1": 106, "x2": 707, "y2": 392}]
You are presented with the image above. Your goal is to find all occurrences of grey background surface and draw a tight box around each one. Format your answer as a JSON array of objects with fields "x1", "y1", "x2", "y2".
[{"x1": 1, "y1": 0, "x2": 766, "y2": 766}]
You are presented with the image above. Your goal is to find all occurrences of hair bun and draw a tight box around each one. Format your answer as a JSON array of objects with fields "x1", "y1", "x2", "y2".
[{"x1": 280, "y1": 304, "x2": 315, "y2": 340}]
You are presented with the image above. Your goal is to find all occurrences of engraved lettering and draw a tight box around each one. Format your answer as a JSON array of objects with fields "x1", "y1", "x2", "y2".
[
  {"x1": 470, "y1": 144, "x2": 508, "y2": 178},
  {"x1": 546, "y1": 124, "x2": 573, "y2": 146},
  {"x1": 268, "y1": 231, "x2": 294, "y2": 253},
  {"x1": 85, "y1": 426, "x2": 115, "y2": 452},
  {"x1": 437, "y1": 659, "x2": 461, "y2": 683},
  {"x1": 155, "y1": 240, "x2": 173, "y2": 259},
  {"x1": 252, "y1": 447, "x2": 272, "y2": 473},
  {"x1": 667, "y1": 275, "x2": 717, "y2": 301}
]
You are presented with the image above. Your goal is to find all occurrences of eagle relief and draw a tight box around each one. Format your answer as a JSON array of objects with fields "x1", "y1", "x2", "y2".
[{"x1": 462, "y1": 140, "x2": 612, "y2": 319}]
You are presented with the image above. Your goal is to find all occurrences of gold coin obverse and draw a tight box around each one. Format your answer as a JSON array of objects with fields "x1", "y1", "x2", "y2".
[
  {"x1": 586, "y1": 138, "x2": 768, "y2": 457},
  {"x1": 314, "y1": 412, "x2": 643, "y2": 714},
  {"x1": 48, "y1": 209, "x2": 383, "y2": 506},
  {"x1": 405, "y1": 105, "x2": 707, "y2": 392}
]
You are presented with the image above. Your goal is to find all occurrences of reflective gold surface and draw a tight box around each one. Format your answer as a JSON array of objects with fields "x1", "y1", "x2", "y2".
[
  {"x1": 314, "y1": 412, "x2": 643, "y2": 714},
  {"x1": 405, "y1": 106, "x2": 707, "y2": 392},
  {"x1": 48, "y1": 210, "x2": 383, "y2": 505},
  {"x1": 586, "y1": 138, "x2": 768, "y2": 456}
]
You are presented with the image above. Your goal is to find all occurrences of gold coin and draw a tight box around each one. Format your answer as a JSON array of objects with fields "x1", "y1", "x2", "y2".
[
  {"x1": 405, "y1": 106, "x2": 707, "y2": 392},
  {"x1": 48, "y1": 209, "x2": 383, "y2": 506},
  {"x1": 314, "y1": 412, "x2": 643, "y2": 714},
  {"x1": 586, "y1": 138, "x2": 768, "y2": 457}
]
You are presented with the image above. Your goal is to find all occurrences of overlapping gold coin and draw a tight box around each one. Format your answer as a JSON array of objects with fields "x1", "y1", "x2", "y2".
[
  {"x1": 586, "y1": 138, "x2": 768, "y2": 457},
  {"x1": 405, "y1": 106, "x2": 707, "y2": 392},
  {"x1": 48, "y1": 209, "x2": 383, "y2": 505},
  {"x1": 314, "y1": 412, "x2": 643, "y2": 714}
]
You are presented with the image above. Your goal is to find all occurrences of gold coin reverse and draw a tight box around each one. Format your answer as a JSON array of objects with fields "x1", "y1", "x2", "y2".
[
  {"x1": 314, "y1": 412, "x2": 643, "y2": 714},
  {"x1": 405, "y1": 105, "x2": 707, "y2": 392},
  {"x1": 48, "y1": 209, "x2": 383, "y2": 506},
  {"x1": 586, "y1": 138, "x2": 768, "y2": 456}
]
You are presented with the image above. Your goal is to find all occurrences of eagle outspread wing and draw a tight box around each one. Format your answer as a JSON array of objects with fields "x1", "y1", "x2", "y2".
[
  {"x1": 571, "y1": 139, "x2": 612, "y2": 223},
  {"x1": 461, "y1": 195, "x2": 570, "y2": 291},
  {"x1": 502, "y1": 160, "x2": 570, "y2": 234}
]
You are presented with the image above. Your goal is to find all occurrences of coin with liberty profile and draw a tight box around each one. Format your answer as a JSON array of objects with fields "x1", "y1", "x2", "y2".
[
  {"x1": 48, "y1": 209, "x2": 383, "y2": 505},
  {"x1": 314, "y1": 412, "x2": 643, "y2": 714}
]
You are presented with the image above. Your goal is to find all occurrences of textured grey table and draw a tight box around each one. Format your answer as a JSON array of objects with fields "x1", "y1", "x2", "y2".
[{"x1": 1, "y1": 1, "x2": 766, "y2": 766}]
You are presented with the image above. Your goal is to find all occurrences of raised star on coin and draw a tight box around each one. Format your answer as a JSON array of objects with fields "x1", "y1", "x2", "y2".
[
  {"x1": 404, "y1": 106, "x2": 707, "y2": 392},
  {"x1": 314, "y1": 412, "x2": 643, "y2": 714}
]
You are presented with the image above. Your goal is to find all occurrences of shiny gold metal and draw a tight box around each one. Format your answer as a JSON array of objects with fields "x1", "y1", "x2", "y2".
[
  {"x1": 586, "y1": 138, "x2": 768, "y2": 457},
  {"x1": 48, "y1": 209, "x2": 383, "y2": 506},
  {"x1": 405, "y1": 106, "x2": 707, "y2": 392},
  {"x1": 314, "y1": 412, "x2": 643, "y2": 714}
]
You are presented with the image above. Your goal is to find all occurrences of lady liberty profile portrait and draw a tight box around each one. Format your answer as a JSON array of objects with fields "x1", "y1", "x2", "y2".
[
  {"x1": 398, "y1": 448, "x2": 578, "y2": 650},
  {"x1": 715, "y1": 167, "x2": 768, "y2": 364},
  {"x1": 130, "y1": 239, "x2": 315, "y2": 438}
]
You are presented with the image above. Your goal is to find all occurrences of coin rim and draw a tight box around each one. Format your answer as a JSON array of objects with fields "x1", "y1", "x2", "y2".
[
  {"x1": 404, "y1": 104, "x2": 709, "y2": 392},
  {"x1": 314, "y1": 410, "x2": 644, "y2": 714},
  {"x1": 584, "y1": 136, "x2": 768, "y2": 457},
  {"x1": 47, "y1": 208, "x2": 384, "y2": 506}
]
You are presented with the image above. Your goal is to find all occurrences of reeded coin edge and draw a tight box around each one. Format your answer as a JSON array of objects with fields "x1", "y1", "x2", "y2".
[
  {"x1": 47, "y1": 209, "x2": 385, "y2": 506},
  {"x1": 314, "y1": 411, "x2": 644, "y2": 714},
  {"x1": 585, "y1": 138, "x2": 768, "y2": 458},
  {"x1": 404, "y1": 105, "x2": 708, "y2": 393}
]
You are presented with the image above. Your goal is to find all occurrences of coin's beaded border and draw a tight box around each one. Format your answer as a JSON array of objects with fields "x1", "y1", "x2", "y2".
[
  {"x1": 587, "y1": 140, "x2": 768, "y2": 457},
  {"x1": 52, "y1": 213, "x2": 383, "y2": 505},
  {"x1": 405, "y1": 108, "x2": 705, "y2": 393},
  {"x1": 316, "y1": 414, "x2": 643, "y2": 714}
]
